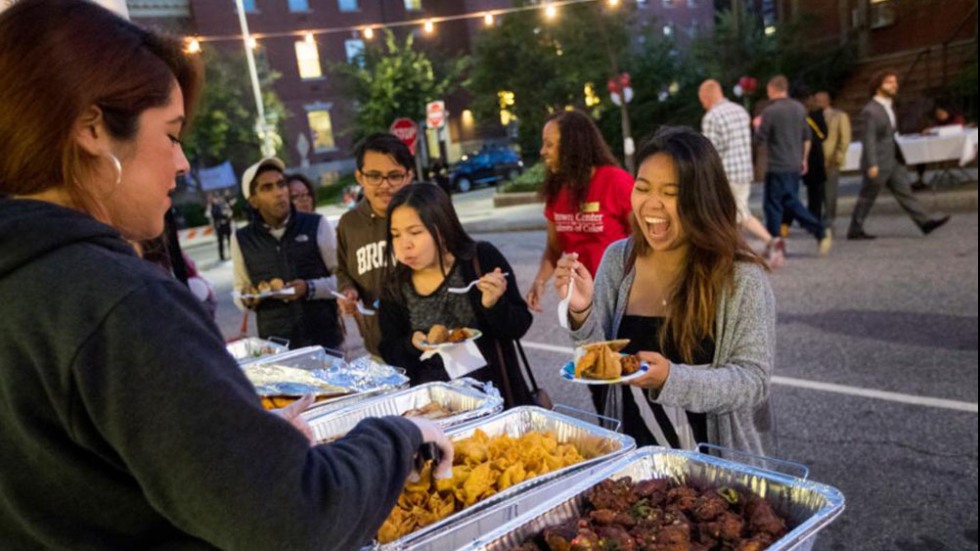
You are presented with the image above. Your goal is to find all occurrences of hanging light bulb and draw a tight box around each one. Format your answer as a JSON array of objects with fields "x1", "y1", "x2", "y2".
[
  {"x1": 423, "y1": 19, "x2": 435, "y2": 34},
  {"x1": 484, "y1": 12, "x2": 494, "y2": 27},
  {"x1": 608, "y1": 0, "x2": 620, "y2": 7},
  {"x1": 184, "y1": 37, "x2": 202, "y2": 54},
  {"x1": 247, "y1": 37, "x2": 259, "y2": 50},
  {"x1": 363, "y1": 27, "x2": 375, "y2": 40},
  {"x1": 544, "y1": 4, "x2": 557, "y2": 20},
  {"x1": 304, "y1": 32, "x2": 315, "y2": 45}
]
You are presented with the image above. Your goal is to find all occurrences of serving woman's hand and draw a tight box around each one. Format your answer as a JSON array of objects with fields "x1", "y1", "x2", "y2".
[
  {"x1": 625, "y1": 351, "x2": 671, "y2": 390},
  {"x1": 405, "y1": 417, "x2": 455, "y2": 480},
  {"x1": 478, "y1": 268, "x2": 508, "y2": 309},
  {"x1": 553, "y1": 253, "x2": 593, "y2": 314},
  {"x1": 271, "y1": 393, "x2": 317, "y2": 446}
]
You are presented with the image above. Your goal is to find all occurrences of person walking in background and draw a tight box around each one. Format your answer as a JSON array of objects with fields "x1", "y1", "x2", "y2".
[
  {"x1": 209, "y1": 192, "x2": 233, "y2": 261},
  {"x1": 698, "y1": 79, "x2": 780, "y2": 267},
  {"x1": 847, "y1": 69, "x2": 950, "y2": 240},
  {"x1": 287, "y1": 173, "x2": 317, "y2": 214},
  {"x1": 335, "y1": 133, "x2": 415, "y2": 357},
  {"x1": 782, "y1": 87, "x2": 828, "y2": 228},
  {"x1": 754, "y1": 75, "x2": 831, "y2": 258},
  {"x1": 526, "y1": 109, "x2": 634, "y2": 312},
  {"x1": 815, "y1": 91, "x2": 851, "y2": 233},
  {"x1": 232, "y1": 156, "x2": 343, "y2": 349}
]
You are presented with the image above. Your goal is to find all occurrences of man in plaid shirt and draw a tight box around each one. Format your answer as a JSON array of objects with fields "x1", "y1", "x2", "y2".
[{"x1": 698, "y1": 80, "x2": 781, "y2": 266}]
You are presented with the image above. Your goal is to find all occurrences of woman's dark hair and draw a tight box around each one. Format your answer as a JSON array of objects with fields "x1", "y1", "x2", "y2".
[
  {"x1": 0, "y1": 0, "x2": 202, "y2": 212},
  {"x1": 355, "y1": 133, "x2": 415, "y2": 173},
  {"x1": 540, "y1": 109, "x2": 619, "y2": 208},
  {"x1": 286, "y1": 173, "x2": 316, "y2": 198},
  {"x1": 381, "y1": 183, "x2": 475, "y2": 303},
  {"x1": 631, "y1": 127, "x2": 766, "y2": 363}
]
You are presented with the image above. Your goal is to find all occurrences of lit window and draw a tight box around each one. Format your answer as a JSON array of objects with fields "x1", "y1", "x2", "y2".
[
  {"x1": 345, "y1": 39, "x2": 365, "y2": 65},
  {"x1": 307, "y1": 108, "x2": 336, "y2": 151},
  {"x1": 241, "y1": 0, "x2": 256, "y2": 12},
  {"x1": 289, "y1": 0, "x2": 309, "y2": 11},
  {"x1": 338, "y1": 0, "x2": 358, "y2": 11},
  {"x1": 404, "y1": 0, "x2": 422, "y2": 11},
  {"x1": 295, "y1": 40, "x2": 322, "y2": 79}
]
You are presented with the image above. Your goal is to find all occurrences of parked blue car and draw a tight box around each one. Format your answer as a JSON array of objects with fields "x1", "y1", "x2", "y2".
[{"x1": 448, "y1": 145, "x2": 523, "y2": 192}]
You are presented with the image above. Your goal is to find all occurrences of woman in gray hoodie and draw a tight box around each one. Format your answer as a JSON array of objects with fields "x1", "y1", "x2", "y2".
[{"x1": 556, "y1": 127, "x2": 776, "y2": 457}]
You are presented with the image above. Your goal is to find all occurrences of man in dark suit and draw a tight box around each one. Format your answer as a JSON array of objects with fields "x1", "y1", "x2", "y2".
[{"x1": 848, "y1": 69, "x2": 950, "y2": 239}]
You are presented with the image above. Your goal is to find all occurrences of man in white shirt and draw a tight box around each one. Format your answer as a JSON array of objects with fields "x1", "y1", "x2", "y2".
[{"x1": 848, "y1": 70, "x2": 949, "y2": 240}]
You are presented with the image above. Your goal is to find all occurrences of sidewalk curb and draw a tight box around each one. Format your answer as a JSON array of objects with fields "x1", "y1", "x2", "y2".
[{"x1": 464, "y1": 186, "x2": 978, "y2": 234}]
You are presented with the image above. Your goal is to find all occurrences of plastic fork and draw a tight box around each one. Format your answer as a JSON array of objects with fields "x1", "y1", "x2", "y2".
[
  {"x1": 446, "y1": 272, "x2": 510, "y2": 294},
  {"x1": 330, "y1": 291, "x2": 376, "y2": 316}
]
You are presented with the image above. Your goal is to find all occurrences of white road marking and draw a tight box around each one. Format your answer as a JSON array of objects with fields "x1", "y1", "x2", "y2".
[{"x1": 520, "y1": 341, "x2": 979, "y2": 414}]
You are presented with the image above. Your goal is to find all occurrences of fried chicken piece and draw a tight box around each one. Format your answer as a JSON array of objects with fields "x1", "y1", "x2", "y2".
[
  {"x1": 691, "y1": 491, "x2": 729, "y2": 521},
  {"x1": 667, "y1": 486, "x2": 698, "y2": 512},
  {"x1": 633, "y1": 478, "x2": 669, "y2": 499},
  {"x1": 744, "y1": 497, "x2": 786, "y2": 537},
  {"x1": 702, "y1": 511, "x2": 745, "y2": 541},
  {"x1": 596, "y1": 525, "x2": 635, "y2": 550},
  {"x1": 734, "y1": 533, "x2": 774, "y2": 551},
  {"x1": 541, "y1": 518, "x2": 580, "y2": 551},
  {"x1": 620, "y1": 354, "x2": 641, "y2": 375},
  {"x1": 448, "y1": 327, "x2": 469, "y2": 343},
  {"x1": 426, "y1": 324, "x2": 449, "y2": 344},
  {"x1": 654, "y1": 520, "x2": 692, "y2": 551}
]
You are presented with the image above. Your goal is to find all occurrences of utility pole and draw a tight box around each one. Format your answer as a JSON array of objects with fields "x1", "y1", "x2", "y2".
[
  {"x1": 595, "y1": 3, "x2": 634, "y2": 174},
  {"x1": 235, "y1": 0, "x2": 278, "y2": 158}
]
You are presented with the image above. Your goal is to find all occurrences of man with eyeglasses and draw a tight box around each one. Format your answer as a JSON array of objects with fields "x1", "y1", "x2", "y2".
[
  {"x1": 231, "y1": 156, "x2": 343, "y2": 350},
  {"x1": 336, "y1": 134, "x2": 414, "y2": 357}
]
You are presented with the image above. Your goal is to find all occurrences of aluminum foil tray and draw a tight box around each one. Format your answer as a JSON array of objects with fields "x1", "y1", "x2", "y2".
[
  {"x1": 225, "y1": 337, "x2": 289, "y2": 366},
  {"x1": 303, "y1": 380, "x2": 504, "y2": 441},
  {"x1": 245, "y1": 348, "x2": 409, "y2": 409},
  {"x1": 466, "y1": 447, "x2": 846, "y2": 551},
  {"x1": 373, "y1": 406, "x2": 636, "y2": 550}
]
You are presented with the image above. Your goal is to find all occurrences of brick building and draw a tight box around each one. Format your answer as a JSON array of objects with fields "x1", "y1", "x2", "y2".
[{"x1": 129, "y1": 0, "x2": 714, "y2": 173}]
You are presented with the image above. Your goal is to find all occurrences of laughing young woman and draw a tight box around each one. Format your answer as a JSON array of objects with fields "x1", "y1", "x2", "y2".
[{"x1": 555, "y1": 127, "x2": 776, "y2": 456}]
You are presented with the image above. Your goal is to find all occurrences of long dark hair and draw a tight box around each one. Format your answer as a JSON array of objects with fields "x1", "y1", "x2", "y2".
[
  {"x1": 381, "y1": 183, "x2": 476, "y2": 303},
  {"x1": 540, "y1": 109, "x2": 619, "y2": 209},
  {"x1": 631, "y1": 127, "x2": 766, "y2": 363}
]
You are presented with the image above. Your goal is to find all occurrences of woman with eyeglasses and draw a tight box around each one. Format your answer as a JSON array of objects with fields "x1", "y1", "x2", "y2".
[
  {"x1": 286, "y1": 172, "x2": 317, "y2": 213},
  {"x1": 335, "y1": 133, "x2": 416, "y2": 357},
  {"x1": 378, "y1": 183, "x2": 534, "y2": 407}
]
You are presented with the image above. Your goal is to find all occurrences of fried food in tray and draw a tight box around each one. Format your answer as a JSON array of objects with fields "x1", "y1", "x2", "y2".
[
  {"x1": 401, "y1": 402, "x2": 458, "y2": 420},
  {"x1": 510, "y1": 477, "x2": 789, "y2": 551},
  {"x1": 377, "y1": 429, "x2": 586, "y2": 544},
  {"x1": 241, "y1": 278, "x2": 293, "y2": 299},
  {"x1": 425, "y1": 324, "x2": 476, "y2": 345},
  {"x1": 574, "y1": 340, "x2": 641, "y2": 380}
]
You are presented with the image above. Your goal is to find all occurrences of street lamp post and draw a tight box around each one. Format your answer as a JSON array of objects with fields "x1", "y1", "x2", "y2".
[{"x1": 234, "y1": 0, "x2": 278, "y2": 158}]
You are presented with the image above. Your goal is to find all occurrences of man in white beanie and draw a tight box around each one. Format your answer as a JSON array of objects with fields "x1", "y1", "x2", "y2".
[{"x1": 231, "y1": 157, "x2": 343, "y2": 349}]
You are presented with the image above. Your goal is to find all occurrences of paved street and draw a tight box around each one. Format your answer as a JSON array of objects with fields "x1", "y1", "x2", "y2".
[{"x1": 190, "y1": 208, "x2": 978, "y2": 551}]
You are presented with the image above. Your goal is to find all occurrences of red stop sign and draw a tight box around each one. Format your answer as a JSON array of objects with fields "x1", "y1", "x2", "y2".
[{"x1": 389, "y1": 118, "x2": 418, "y2": 154}]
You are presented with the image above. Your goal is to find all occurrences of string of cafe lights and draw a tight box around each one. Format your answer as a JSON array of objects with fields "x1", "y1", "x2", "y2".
[{"x1": 183, "y1": 0, "x2": 623, "y2": 54}]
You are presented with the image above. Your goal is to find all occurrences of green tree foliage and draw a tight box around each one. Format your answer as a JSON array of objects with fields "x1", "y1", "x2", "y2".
[
  {"x1": 330, "y1": 30, "x2": 468, "y2": 142},
  {"x1": 182, "y1": 48, "x2": 287, "y2": 174},
  {"x1": 690, "y1": 7, "x2": 854, "y2": 108},
  {"x1": 467, "y1": 1, "x2": 633, "y2": 158}
]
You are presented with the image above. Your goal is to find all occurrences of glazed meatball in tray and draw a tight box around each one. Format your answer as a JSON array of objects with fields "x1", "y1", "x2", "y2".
[{"x1": 466, "y1": 447, "x2": 844, "y2": 551}]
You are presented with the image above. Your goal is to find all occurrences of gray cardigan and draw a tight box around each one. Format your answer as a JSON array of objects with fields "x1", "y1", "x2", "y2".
[{"x1": 570, "y1": 238, "x2": 777, "y2": 457}]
